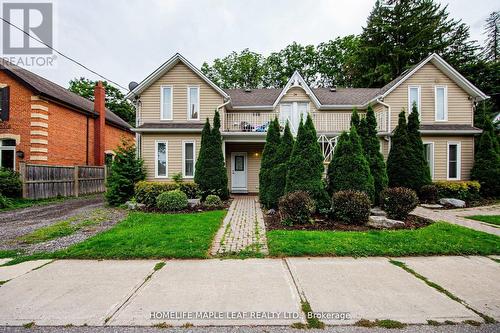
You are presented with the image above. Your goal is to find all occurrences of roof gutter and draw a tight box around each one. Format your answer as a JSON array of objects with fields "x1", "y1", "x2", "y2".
[{"x1": 132, "y1": 128, "x2": 203, "y2": 133}]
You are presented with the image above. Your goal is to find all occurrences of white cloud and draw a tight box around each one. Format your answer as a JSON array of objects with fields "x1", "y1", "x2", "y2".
[{"x1": 7, "y1": 0, "x2": 497, "y2": 91}]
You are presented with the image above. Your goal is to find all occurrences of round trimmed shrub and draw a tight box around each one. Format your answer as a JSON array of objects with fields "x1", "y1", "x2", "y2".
[
  {"x1": 156, "y1": 190, "x2": 188, "y2": 211},
  {"x1": 278, "y1": 191, "x2": 315, "y2": 226},
  {"x1": 419, "y1": 184, "x2": 438, "y2": 204},
  {"x1": 204, "y1": 194, "x2": 222, "y2": 208},
  {"x1": 331, "y1": 190, "x2": 371, "y2": 225},
  {"x1": 380, "y1": 187, "x2": 418, "y2": 220},
  {"x1": 0, "y1": 168, "x2": 22, "y2": 198}
]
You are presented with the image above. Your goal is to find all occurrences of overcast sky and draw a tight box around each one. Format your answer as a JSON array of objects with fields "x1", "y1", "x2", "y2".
[{"x1": 2, "y1": 0, "x2": 498, "y2": 92}]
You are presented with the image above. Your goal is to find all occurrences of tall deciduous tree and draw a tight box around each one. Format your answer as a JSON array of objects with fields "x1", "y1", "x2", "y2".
[
  {"x1": 259, "y1": 118, "x2": 282, "y2": 208},
  {"x1": 387, "y1": 111, "x2": 415, "y2": 189},
  {"x1": 286, "y1": 115, "x2": 328, "y2": 208},
  {"x1": 359, "y1": 105, "x2": 388, "y2": 201},
  {"x1": 354, "y1": 0, "x2": 479, "y2": 87},
  {"x1": 69, "y1": 78, "x2": 135, "y2": 125}
]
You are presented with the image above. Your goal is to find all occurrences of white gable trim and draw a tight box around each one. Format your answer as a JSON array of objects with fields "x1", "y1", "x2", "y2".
[
  {"x1": 380, "y1": 53, "x2": 488, "y2": 101},
  {"x1": 272, "y1": 71, "x2": 321, "y2": 109},
  {"x1": 126, "y1": 53, "x2": 229, "y2": 100}
]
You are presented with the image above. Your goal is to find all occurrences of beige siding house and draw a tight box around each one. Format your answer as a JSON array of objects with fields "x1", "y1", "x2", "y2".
[{"x1": 128, "y1": 53, "x2": 487, "y2": 194}]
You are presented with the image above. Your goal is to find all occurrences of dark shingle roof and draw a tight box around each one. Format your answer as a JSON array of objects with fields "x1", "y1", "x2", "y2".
[
  {"x1": 312, "y1": 87, "x2": 380, "y2": 105},
  {"x1": 0, "y1": 60, "x2": 131, "y2": 131},
  {"x1": 420, "y1": 124, "x2": 482, "y2": 132},
  {"x1": 225, "y1": 87, "x2": 382, "y2": 107},
  {"x1": 225, "y1": 88, "x2": 281, "y2": 107}
]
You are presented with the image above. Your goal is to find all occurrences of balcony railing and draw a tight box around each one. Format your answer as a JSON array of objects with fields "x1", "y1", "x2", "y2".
[{"x1": 223, "y1": 110, "x2": 388, "y2": 134}]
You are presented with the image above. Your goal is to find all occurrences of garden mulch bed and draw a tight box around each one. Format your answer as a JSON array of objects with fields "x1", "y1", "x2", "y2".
[{"x1": 265, "y1": 212, "x2": 431, "y2": 232}]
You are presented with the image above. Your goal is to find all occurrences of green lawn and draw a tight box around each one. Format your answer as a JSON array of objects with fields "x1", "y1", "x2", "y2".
[
  {"x1": 466, "y1": 215, "x2": 500, "y2": 226},
  {"x1": 267, "y1": 222, "x2": 500, "y2": 257},
  {"x1": 53, "y1": 210, "x2": 225, "y2": 259}
]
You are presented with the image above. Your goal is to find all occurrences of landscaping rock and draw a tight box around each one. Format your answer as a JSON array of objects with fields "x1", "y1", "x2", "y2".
[
  {"x1": 125, "y1": 201, "x2": 145, "y2": 210},
  {"x1": 368, "y1": 216, "x2": 405, "y2": 229},
  {"x1": 370, "y1": 207, "x2": 386, "y2": 216},
  {"x1": 439, "y1": 198, "x2": 466, "y2": 208},
  {"x1": 420, "y1": 203, "x2": 444, "y2": 209},
  {"x1": 188, "y1": 199, "x2": 201, "y2": 207}
]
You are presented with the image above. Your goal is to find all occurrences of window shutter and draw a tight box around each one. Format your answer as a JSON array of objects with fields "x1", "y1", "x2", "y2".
[{"x1": 0, "y1": 86, "x2": 10, "y2": 121}]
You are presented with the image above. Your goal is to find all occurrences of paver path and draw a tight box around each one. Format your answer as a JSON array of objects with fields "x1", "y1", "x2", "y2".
[
  {"x1": 413, "y1": 204, "x2": 500, "y2": 236},
  {"x1": 211, "y1": 196, "x2": 268, "y2": 255}
]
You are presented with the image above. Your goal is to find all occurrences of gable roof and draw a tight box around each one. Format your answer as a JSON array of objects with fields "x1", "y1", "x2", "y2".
[
  {"x1": 378, "y1": 53, "x2": 489, "y2": 101},
  {"x1": 125, "y1": 53, "x2": 229, "y2": 99},
  {"x1": 272, "y1": 71, "x2": 322, "y2": 109},
  {"x1": 0, "y1": 61, "x2": 132, "y2": 131}
]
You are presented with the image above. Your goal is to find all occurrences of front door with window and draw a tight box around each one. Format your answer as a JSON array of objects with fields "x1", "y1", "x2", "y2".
[{"x1": 231, "y1": 152, "x2": 247, "y2": 193}]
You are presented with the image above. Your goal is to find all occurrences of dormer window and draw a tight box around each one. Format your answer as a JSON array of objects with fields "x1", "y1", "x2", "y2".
[{"x1": 187, "y1": 86, "x2": 200, "y2": 120}]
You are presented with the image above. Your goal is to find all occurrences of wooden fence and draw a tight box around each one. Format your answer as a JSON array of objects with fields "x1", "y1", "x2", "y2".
[{"x1": 19, "y1": 162, "x2": 107, "y2": 199}]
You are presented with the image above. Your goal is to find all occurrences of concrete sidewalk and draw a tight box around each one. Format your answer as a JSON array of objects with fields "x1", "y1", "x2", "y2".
[{"x1": 0, "y1": 256, "x2": 498, "y2": 327}]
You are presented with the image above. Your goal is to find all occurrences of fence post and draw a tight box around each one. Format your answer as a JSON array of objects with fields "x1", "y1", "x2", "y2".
[
  {"x1": 74, "y1": 166, "x2": 79, "y2": 197},
  {"x1": 19, "y1": 162, "x2": 28, "y2": 199}
]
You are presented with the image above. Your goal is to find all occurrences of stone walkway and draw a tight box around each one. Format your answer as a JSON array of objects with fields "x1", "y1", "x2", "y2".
[
  {"x1": 413, "y1": 204, "x2": 500, "y2": 236},
  {"x1": 210, "y1": 196, "x2": 268, "y2": 255}
]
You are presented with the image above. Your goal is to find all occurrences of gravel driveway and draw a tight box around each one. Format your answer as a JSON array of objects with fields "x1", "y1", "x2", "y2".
[{"x1": 0, "y1": 196, "x2": 127, "y2": 254}]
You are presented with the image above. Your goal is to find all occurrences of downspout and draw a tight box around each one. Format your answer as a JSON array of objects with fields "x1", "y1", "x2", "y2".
[
  {"x1": 134, "y1": 97, "x2": 142, "y2": 158},
  {"x1": 376, "y1": 98, "x2": 391, "y2": 152},
  {"x1": 85, "y1": 116, "x2": 89, "y2": 165}
]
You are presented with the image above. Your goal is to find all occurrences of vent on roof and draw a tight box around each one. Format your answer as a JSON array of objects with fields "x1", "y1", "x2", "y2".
[
  {"x1": 329, "y1": 86, "x2": 337, "y2": 92},
  {"x1": 128, "y1": 81, "x2": 139, "y2": 91},
  {"x1": 244, "y1": 88, "x2": 252, "y2": 93}
]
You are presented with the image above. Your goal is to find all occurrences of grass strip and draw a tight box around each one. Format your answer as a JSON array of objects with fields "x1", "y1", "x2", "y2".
[
  {"x1": 466, "y1": 215, "x2": 500, "y2": 227},
  {"x1": 389, "y1": 260, "x2": 496, "y2": 324}
]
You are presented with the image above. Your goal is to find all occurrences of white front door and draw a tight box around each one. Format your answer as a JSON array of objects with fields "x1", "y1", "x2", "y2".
[{"x1": 231, "y1": 152, "x2": 247, "y2": 193}]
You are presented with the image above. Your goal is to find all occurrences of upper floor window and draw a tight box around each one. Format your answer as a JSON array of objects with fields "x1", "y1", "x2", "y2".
[
  {"x1": 155, "y1": 140, "x2": 168, "y2": 178},
  {"x1": 408, "y1": 86, "x2": 420, "y2": 114},
  {"x1": 435, "y1": 86, "x2": 448, "y2": 121},
  {"x1": 187, "y1": 86, "x2": 200, "y2": 120},
  {"x1": 161, "y1": 86, "x2": 173, "y2": 120}
]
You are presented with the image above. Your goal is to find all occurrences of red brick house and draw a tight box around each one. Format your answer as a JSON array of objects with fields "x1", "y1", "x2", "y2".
[{"x1": 0, "y1": 61, "x2": 134, "y2": 171}]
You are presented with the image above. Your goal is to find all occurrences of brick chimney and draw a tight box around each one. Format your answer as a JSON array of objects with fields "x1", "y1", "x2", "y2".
[{"x1": 93, "y1": 81, "x2": 106, "y2": 166}]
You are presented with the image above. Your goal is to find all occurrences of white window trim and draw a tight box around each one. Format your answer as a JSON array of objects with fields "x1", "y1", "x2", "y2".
[
  {"x1": 434, "y1": 85, "x2": 448, "y2": 122},
  {"x1": 182, "y1": 140, "x2": 196, "y2": 178},
  {"x1": 187, "y1": 86, "x2": 200, "y2": 121},
  {"x1": 160, "y1": 85, "x2": 173, "y2": 121},
  {"x1": 408, "y1": 85, "x2": 421, "y2": 115},
  {"x1": 423, "y1": 142, "x2": 434, "y2": 180},
  {"x1": 155, "y1": 140, "x2": 168, "y2": 178},
  {"x1": 447, "y1": 141, "x2": 461, "y2": 180}
]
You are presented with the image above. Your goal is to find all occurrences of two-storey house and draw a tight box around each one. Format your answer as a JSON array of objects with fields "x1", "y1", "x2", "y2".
[{"x1": 128, "y1": 53, "x2": 487, "y2": 194}]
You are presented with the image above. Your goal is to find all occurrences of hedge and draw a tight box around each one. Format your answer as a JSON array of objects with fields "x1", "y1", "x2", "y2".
[
  {"x1": 135, "y1": 181, "x2": 199, "y2": 207},
  {"x1": 434, "y1": 181, "x2": 481, "y2": 202}
]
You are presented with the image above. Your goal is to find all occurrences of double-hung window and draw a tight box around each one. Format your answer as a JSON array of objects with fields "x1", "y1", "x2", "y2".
[
  {"x1": 187, "y1": 86, "x2": 200, "y2": 120},
  {"x1": 435, "y1": 86, "x2": 448, "y2": 121},
  {"x1": 155, "y1": 140, "x2": 168, "y2": 178},
  {"x1": 408, "y1": 86, "x2": 420, "y2": 114},
  {"x1": 183, "y1": 141, "x2": 196, "y2": 178},
  {"x1": 161, "y1": 86, "x2": 173, "y2": 120},
  {"x1": 447, "y1": 142, "x2": 461, "y2": 180},
  {"x1": 423, "y1": 142, "x2": 434, "y2": 180}
]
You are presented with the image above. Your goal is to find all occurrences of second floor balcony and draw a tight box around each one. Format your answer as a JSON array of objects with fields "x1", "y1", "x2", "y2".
[{"x1": 222, "y1": 110, "x2": 389, "y2": 135}]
